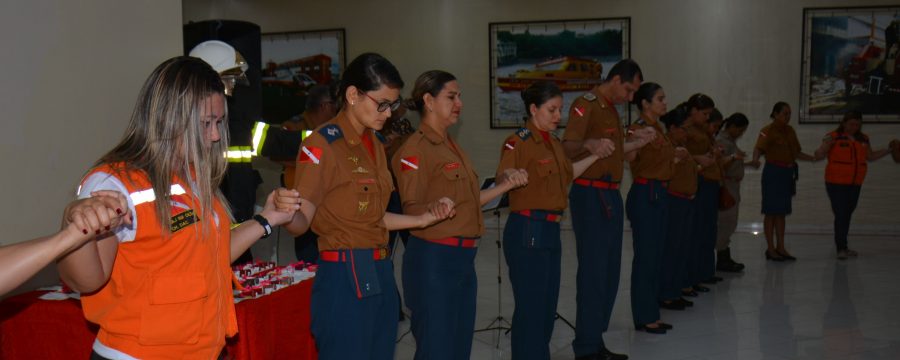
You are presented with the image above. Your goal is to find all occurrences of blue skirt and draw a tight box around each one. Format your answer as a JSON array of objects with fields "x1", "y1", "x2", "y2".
[{"x1": 761, "y1": 162, "x2": 794, "y2": 215}]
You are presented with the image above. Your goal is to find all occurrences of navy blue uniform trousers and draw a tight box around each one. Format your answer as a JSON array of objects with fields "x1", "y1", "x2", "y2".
[
  {"x1": 825, "y1": 183, "x2": 862, "y2": 251},
  {"x1": 403, "y1": 236, "x2": 478, "y2": 360},
  {"x1": 661, "y1": 195, "x2": 695, "y2": 300},
  {"x1": 693, "y1": 178, "x2": 719, "y2": 284},
  {"x1": 626, "y1": 180, "x2": 668, "y2": 326},
  {"x1": 569, "y1": 184, "x2": 624, "y2": 357},
  {"x1": 310, "y1": 252, "x2": 399, "y2": 360},
  {"x1": 503, "y1": 212, "x2": 562, "y2": 360}
]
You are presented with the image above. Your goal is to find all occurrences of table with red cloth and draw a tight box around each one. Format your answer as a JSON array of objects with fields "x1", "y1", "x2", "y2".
[{"x1": 0, "y1": 279, "x2": 317, "y2": 359}]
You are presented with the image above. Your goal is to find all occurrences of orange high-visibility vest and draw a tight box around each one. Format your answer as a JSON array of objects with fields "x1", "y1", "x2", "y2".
[
  {"x1": 78, "y1": 163, "x2": 237, "y2": 359},
  {"x1": 825, "y1": 131, "x2": 869, "y2": 185}
]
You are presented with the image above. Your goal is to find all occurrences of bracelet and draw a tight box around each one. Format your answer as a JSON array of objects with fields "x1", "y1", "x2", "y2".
[{"x1": 252, "y1": 214, "x2": 272, "y2": 238}]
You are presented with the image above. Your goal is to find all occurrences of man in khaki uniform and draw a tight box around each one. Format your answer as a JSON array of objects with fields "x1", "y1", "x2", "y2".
[{"x1": 562, "y1": 59, "x2": 645, "y2": 360}]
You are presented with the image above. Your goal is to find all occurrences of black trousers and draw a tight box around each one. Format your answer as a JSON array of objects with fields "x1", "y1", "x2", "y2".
[{"x1": 825, "y1": 183, "x2": 861, "y2": 251}]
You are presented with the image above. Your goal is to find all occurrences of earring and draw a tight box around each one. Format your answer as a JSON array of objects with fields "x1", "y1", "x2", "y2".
[{"x1": 351, "y1": 101, "x2": 355, "y2": 106}]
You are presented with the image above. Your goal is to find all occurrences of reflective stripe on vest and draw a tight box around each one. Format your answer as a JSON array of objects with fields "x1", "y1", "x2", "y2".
[
  {"x1": 130, "y1": 184, "x2": 187, "y2": 206},
  {"x1": 250, "y1": 121, "x2": 269, "y2": 156},
  {"x1": 225, "y1": 145, "x2": 253, "y2": 163}
]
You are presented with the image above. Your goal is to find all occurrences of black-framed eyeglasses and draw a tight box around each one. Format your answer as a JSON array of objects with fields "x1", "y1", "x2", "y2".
[{"x1": 364, "y1": 93, "x2": 402, "y2": 112}]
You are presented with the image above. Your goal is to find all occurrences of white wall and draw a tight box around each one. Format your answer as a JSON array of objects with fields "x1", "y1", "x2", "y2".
[
  {"x1": 0, "y1": 0, "x2": 183, "y2": 292},
  {"x1": 184, "y1": 0, "x2": 900, "y2": 234}
]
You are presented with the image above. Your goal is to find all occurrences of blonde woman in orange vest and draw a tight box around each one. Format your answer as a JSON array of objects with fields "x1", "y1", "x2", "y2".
[
  {"x1": 57, "y1": 57, "x2": 299, "y2": 360},
  {"x1": 813, "y1": 111, "x2": 893, "y2": 260}
]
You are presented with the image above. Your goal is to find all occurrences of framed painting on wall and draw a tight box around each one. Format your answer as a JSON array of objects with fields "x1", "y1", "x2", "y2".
[
  {"x1": 489, "y1": 18, "x2": 631, "y2": 129},
  {"x1": 800, "y1": 6, "x2": 900, "y2": 123},
  {"x1": 260, "y1": 29, "x2": 346, "y2": 123}
]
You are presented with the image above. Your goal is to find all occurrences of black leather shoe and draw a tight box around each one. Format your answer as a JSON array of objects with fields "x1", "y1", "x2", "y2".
[
  {"x1": 660, "y1": 300, "x2": 685, "y2": 310},
  {"x1": 693, "y1": 285, "x2": 710, "y2": 292},
  {"x1": 656, "y1": 322, "x2": 673, "y2": 330},
  {"x1": 681, "y1": 289, "x2": 698, "y2": 297},
  {"x1": 717, "y1": 259, "x2": 744, "y2": 273},
  {"x1": 765, "y1": 250, "x2": 784, "y2": 261},
  {"x1": 600, "y1": 346, "x2": 629, "y2": 360},
  {"x1": 635, "y1": 324, "x2": 667, "y2": 334},
  {"x1": 776, "y1": 250, "x2": 797, "y2": 261}
]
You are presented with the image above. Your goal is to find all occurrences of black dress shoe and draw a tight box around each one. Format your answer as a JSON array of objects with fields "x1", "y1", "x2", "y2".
[
  {"x1": 635, "y1": 324, "x2": 667, "y2": 334},
  {"x1": 776, "y1": 250, "x2": 797, "y2": 261},
  {"x1": 681, "y1": 289, "x2": 698, "y2": 297},
  {"x1": 693, "y1": 285, "x2": 710, "y2": 292},
  {"x1": 765, "y1": 250, "x2": 784, "y2": 261},
  {"x1": 656, "y1": 322, "x2": 673, "y2": 330},
  {"x1": 676, "y1": 297, "x2": 694, "y2": 307},
  {"x1": 660, "y1": 300, "x2": 685, "y2": 310},
  {"x1": 600, "y1": 346, "x2": 629, "y2": 360},
  {"x1": 717, "y1": 260, "x2": 744, "y2": 272}
]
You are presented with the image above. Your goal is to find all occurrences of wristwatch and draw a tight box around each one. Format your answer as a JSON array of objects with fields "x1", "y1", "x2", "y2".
[{"x1": 252, "y1": 214, "x2": 272, "y2": 238}]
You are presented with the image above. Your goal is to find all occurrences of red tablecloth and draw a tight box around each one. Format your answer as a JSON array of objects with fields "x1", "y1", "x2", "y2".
[{"x1": 0, "y1": 280, "x2": 317, "y2": 359}]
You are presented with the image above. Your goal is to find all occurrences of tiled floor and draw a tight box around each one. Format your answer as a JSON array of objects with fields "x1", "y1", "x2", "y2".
[{"x1": 389, "y1": 223, "x2": 900, "y2": 359}]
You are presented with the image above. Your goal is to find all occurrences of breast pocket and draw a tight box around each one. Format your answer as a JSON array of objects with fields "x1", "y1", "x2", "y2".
[
  {"x1": 441, "y1": 162, "x2": 466, "y2": 181},
  {"x1": 139, "y1": 272, "x2": 207, "y2": 345},
  {"x1": 354, "y1": 177, "x2": 379, "y2": 217}
]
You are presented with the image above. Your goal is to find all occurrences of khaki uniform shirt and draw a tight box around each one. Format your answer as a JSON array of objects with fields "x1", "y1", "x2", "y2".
[
  {"x1": 685, "y1": 124, "x2": 723, "y2": 181},
  {"x1": 562, "y1": 91, "x2": 625, "y2": 182},
  {"x1": 755, "y1": 123, "x2": 801, "y2": 164},
  {"x1": 627, "y1": 115, "x2": 675, "y2": 181},
  {"x1": 496, "y1": 121, "x2": 574, "y2": 212},
  {"x1": 293, "y1": 113, "x2": 393, "y2": 250},
  {"x1": 392, "y1": 122, "x2": 484, "y2": 239}
]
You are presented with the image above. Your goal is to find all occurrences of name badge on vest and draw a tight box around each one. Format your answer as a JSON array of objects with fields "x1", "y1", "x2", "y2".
[{"x1": 170, "y1": 209, "x2": 198, "y2": 233}]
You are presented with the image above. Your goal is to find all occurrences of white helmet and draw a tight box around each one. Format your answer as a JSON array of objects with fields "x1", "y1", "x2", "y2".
[{"x1": 190, "y1": 40, "x2": 249, "y2": 95}]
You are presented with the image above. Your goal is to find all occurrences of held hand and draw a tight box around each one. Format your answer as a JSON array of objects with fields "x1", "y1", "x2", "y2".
[
  {"x1": 745, "y1": 159, "x2": 761, "y2": 168},
  {"x1": 262, "y1": 188, "x2": 300, "y2": 226},
  {"x1": 421, "y1": 197, "x2": 456, "y2": 227},
  {"x1": 733, "y1": 152, "x2": 746, "y2": 161},
  {"x1": 273, "y1": 188, "x2": 302, "y2": 213},
  {"x1": 500, "y1": 168, "x2": 529, "y2": 189},
  {"x1": 634, "y1": 127, "x2": 657, "y2": 143},
  {"x1": 584, "y1": 138, "x2": 616, "y2": 158},
  {"x1": 65, "y1": 190, "x2": 131, "y2": 237},
  {"x1": 427, "y1": 197, "x2": 456, "y2": 220},
  {"x1": 712, "y1": 144, "x2": 724, "y2": 157},
  {"x1": 696, "y1": 154, "x2": 715, "y2": 167},
  {"x1": 674, "y1": 147, "x2": 689, "y2": 161}
]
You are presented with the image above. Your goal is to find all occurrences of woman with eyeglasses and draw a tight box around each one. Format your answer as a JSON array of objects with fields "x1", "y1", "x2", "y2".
[
  {"x1": 391, "y1": 70, "x2": 528, "y2": 360},
  {"x1": 275, "y1": 54, "x2": 454, "y2": 360}
]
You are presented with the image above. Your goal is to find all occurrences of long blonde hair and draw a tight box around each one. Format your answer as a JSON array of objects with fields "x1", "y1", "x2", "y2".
[{"x1": 97, "y1": 56, "x2": 231, "y2": 234}]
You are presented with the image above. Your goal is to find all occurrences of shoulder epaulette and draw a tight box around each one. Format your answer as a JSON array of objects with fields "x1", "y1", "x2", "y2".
[
  {"x1": 319, "y1": 124, "x2": 343, "y2": 144},
  {"x1": 582, "y1": 93, "x2": 597, "y2": 102},
  {"x1": 516, "y1": 127, "x2": 532, "y2": 140}
]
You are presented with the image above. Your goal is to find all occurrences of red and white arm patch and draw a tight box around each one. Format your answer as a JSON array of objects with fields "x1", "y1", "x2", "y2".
[
  {"x1": 298, "y1": 146, "x2": 322, "y2": 164},
  {"x1": 400, "y1": 156, "x2": 419, "y2": 171}
]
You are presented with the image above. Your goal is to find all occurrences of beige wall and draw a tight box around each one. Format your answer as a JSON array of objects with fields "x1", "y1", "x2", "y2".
[
  {"x1": 0, "y1": 0, "x2": 182, "y2": 292},
  {"x1": 184, "y1": 0, "x2": 900, "y2": 234}
]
